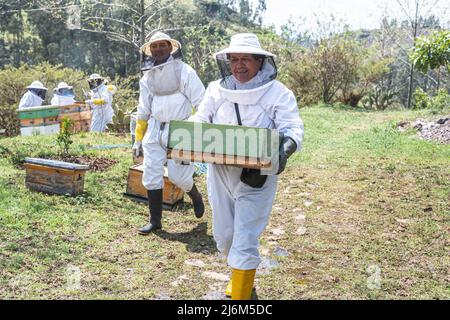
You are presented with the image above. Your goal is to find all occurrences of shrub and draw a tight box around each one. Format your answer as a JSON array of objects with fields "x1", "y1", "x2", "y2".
[
  {"x1": 56, "y1": 118, "x2": 74, "y2": 156},
  {"x1": 413, "y1": 88, "x2": 450, "y2": 110}
]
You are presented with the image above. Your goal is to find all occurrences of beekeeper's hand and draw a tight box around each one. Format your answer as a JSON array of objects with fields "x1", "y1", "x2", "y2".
[{"x1": 132, "y1": 141, "x2": 143, "y2": 158}]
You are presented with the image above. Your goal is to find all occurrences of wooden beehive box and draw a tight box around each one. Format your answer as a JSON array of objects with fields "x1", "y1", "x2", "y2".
[
  {"x1": 58, "y1": 104, "x2": 91, "y2": 133},
  {"x1": 167, "y1": 120, "x2": 279, "y2": 169},
  {"x1": 124, "y1": 164, "x2": 184, "y2": 208},
  {"x1": 23, "y1": 158, "x2": 90, "y2": 196},
  {"x1": 18, "y1": 105, "x2": 61, "y2": 136}
]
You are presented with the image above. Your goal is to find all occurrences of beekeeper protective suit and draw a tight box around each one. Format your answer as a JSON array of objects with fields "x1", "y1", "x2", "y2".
[
  {"x1": 190, "y1": 33, "x2": 304, "y2": 300},
  {"x1": 51, "y1": 82, "x2": 76, "y2": 106},
  {"x1": 18, "y1": 81, "x2": 48, "y2": 109},
  {"x1": 133, "y1": 32, "x2": 206, "y2": 235},
  {"x1": 86, "y1": 74, "x2": 114, "y2": 132}
]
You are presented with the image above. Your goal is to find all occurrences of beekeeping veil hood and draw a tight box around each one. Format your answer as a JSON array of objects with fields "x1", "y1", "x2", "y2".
[
  {"x1": 214, "y1": 33, "x2": 278, "y2": 101},
  {"x1": 140, "y1": 32, "x2": 185, "y2": 96},
  {"x1": 140, "y1": 31, "x2": 183, "y2": 72}
]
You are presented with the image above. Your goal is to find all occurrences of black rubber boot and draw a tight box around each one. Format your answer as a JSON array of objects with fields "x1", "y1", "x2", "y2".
[
  {"x1": 138, "y1": 189, "x2": 163, "y2": 235},
  {"x1": 187, "y1": 184, "x2": 205, "y2": 219}
]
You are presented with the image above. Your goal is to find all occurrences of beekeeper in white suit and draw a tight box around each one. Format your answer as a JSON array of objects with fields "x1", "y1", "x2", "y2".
[
  {"x1": 133, "y1": 32, "x2": 206, "y2": 235},
  {"x1": 18, "y1": 81, "x2": 48, "y2": 109},
  {"x1": 190, "y1": 33, "x2": 304, "y2": 300},
  {"x1": 86, "y1": 73, "x2": 114, "y2": 132},
  {"x1": 51, "y1": 82, "x2": 76, "y2": 106}
]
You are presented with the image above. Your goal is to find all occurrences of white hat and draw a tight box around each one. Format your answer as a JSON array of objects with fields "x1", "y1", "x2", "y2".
[
  {"x1": 140, "y1": 31, "x2": 181, "y2": 57},
  {"x1": 54, "y1": 82, "x2": 73, "y2": 92},
  {"x1": 88, "y1": 73, "x2": 104, "y2": 81},
  {"x1": 214, "y1": 33, "x2": 275, "y2": 59},
  {"x1": 27, "y1": 80, "x2": 47, "y2": 90}
]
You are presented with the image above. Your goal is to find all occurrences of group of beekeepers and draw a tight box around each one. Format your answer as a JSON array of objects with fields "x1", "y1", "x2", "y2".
[
  {"x1": 18, "y1": 32, "x2": 304, "y2": 300},
  {"x1": 19, "y1": 74, "x2": 115, "y2": 132},
  {"x1": 132, "y1": 32, "x2": 304, "y2": 300}
]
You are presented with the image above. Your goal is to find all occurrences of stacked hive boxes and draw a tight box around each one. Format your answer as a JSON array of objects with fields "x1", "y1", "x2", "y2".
[
  {"x1": 18, "y1": 104, "x2": 92, "y2": 136},
  {"x1": 18, "y1": 105, "x2": 60, "y2": 136},
  {"x1": 58, "y1": 104, "x2": 91, "y2": 132}
]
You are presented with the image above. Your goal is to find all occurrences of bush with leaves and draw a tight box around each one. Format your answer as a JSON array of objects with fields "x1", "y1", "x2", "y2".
[
  {"x1": 413, "y1": 88, "x2": 450, "y2": 110},
  {"x1": 362, "y1": 85, "x2": 396, "y2": 110},
  {"x1": 56, "y1": 118, "x2": 74, "y2": 156}
]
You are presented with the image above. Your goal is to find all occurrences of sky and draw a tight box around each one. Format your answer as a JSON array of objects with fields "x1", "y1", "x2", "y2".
[{"x1": 252, "y1": 0, "x2": 450, "y2": 33}]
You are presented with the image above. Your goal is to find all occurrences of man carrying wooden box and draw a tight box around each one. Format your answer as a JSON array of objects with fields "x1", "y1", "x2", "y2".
[{"x1": 132, "y1": 32, "x2": 206, "y2": 235}]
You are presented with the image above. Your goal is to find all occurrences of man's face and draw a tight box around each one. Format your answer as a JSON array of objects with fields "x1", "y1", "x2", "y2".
[
  {"x1": 229, "y1": 53, "x2": 263, "y2": 83},
  {"x1": 150, "y1": 40, "x2": 172, "y2": 64}
]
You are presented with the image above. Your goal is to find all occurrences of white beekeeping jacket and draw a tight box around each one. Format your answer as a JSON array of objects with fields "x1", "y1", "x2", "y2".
[
  {"x1": 51, "y1": 94, "x2": 76, "y2": 106},
  {"x1": 18, "y1": 91, "x2": 44, "y2": 109}
]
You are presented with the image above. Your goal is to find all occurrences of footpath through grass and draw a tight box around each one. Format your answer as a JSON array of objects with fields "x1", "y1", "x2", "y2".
[{"x1": 0, "y1": 105, "x2": 448, "y2": 299}]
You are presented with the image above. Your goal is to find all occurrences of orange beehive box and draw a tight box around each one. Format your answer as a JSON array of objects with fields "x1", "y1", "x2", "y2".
[{"x1": 125, "y1": 164, "x2": 184, "y2": 209}]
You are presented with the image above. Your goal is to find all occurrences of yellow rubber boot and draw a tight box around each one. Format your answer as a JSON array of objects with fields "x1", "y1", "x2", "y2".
[
  {"x1": 225, "y1": 278, "x2": 232, "y2": 297},
  {"x1": 231, "y1": 268, "x2": 256, "y2": 300}
]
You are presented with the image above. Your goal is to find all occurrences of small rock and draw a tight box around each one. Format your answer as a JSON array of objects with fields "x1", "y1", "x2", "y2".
[
  {"x1": 257, "y1": 257, "x2": 280, "y2": 275},
  {"x1": 171, "y1": 275, "x2": 190, "y2": 287},
  {"x1": 437, "y1": 117, "x2": 449, "y2": 125},
  {"x1": 273, "y1": 247, "x2": 289, "y2": 257},
  {"x1": 304, "y1": 200, "x2": 313, "y2": 207},
  {"x1": 296, "y1": 227, "x2": 307, "y2": 235},
  {"x1": 271, "y1": 228, "x2": 285, "y2": 236},
  {"x1": 394, "y1": 218, "x2": 410, "y2": 226},
  {"x1": 184, "y1": 259, "x2": 206, "y2": 268},
  {"x1": 295, "y1": 214, "x2": 306, "y2": 223},
  {"x1": 202, "y1": 271, "x2": 229, "y2": 282},
  {"x1": 202, "y1": 291, "x2": 227, "y2": 300}
]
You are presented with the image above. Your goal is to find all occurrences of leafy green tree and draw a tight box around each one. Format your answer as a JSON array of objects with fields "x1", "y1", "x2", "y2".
[{"x1": 411, "y1": 30, "x2": 450, "y2": 73}]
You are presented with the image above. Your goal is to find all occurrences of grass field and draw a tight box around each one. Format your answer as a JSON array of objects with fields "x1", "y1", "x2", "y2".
[{"x1": 0, "y1": 105, "x2": 449, "y2": 299}]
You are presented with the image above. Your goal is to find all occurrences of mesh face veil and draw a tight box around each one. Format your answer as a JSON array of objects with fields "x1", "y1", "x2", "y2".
[
  {"x1": 88, "y1": 78, "x2": 105, "y2": 90},
  {"x1": 215, "y1": 53, "x2": 278, "y2": 90},
  {"x1": 57, "y1": 88, "x2": 74, "y2": 96},
  {"x1": 30, "y1": 88, "x2": 47, "y2": 100},
  {"x1": 141, "y1": 47, "x2": 183, "y2": 72}
]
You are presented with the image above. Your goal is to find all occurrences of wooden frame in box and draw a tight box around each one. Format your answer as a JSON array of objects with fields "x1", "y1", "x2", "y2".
[{"x1": 167, "y1": 120, "x2": 278, "y2": 170}]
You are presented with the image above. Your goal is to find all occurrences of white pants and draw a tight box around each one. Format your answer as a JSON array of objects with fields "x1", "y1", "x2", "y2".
[
  {"x1": 90, "y1": 106, "x2": 114, "y2": 132},
  {"x1": 142, "y1": 119, "x2": 194, "y2": 192},
  {"x1": 207, "y1": 164, "x2": 278, "y2": 270}
]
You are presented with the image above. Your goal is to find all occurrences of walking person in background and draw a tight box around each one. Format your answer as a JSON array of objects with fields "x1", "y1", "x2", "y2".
[{"x1": 86, "y1": 73, "x2": 115, "y2": 132}]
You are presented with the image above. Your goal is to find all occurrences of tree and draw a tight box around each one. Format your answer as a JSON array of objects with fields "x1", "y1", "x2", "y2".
[
  {"x1": 411, "y1": 30, "x2": 450, "y2": 73},
  {"x1": 393, "y1": 0, "x2": 445, "y2": 108}
]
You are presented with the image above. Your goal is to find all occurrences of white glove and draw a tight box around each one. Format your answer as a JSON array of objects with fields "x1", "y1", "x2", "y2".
[
  {"x1": 85, "y1": 99, "x2": 93, "y2": 105},
  {"x1": 132, "y1": 141, "x2": 143, "y2": 158}
]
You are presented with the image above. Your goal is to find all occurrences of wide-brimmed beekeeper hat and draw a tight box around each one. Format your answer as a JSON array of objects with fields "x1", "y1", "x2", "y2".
[
  {"x1": 214, "y1": 33, "x2": 275, "y2": 59},
  {"x1": 140, "y1": 31, "x2": 182, "y2": 57},
  {"x1": 27, "y1": 80, "x2": 48, "y2": 90},
  {"x1": 54, "y1": 82, "x2": 73, "y2": 92},
  {"x1": 88, "y1": 73, "x2": 104, "y2": 81}
]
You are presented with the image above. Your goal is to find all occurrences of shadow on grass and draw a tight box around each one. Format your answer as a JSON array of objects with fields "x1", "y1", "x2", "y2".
[{"x1": 155, "y1": 222, "x2": 217, "y2": 254}]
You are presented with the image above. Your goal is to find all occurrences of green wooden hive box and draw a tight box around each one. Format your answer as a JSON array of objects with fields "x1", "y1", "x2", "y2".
[{"x1": 167, "y1": 120, "x2": 279, "y2": 169}]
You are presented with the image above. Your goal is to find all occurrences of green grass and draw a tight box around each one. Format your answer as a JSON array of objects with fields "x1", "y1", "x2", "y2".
[{"x1": 0, "y1": 105, "x2": 449, "y2": 299}]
